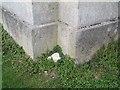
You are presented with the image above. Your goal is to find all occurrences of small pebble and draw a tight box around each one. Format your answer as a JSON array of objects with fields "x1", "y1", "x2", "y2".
[{"x1": 44, "y1": 71, "x2": 48, "y2": 76}]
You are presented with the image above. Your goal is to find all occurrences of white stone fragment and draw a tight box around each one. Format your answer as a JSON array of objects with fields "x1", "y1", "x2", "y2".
[
  {"x1": 47, "y1": 53, "x2": 61, "y2": 62},
  {"x1": 51, "y1": 53, "x2": 61, "y2": 62}
]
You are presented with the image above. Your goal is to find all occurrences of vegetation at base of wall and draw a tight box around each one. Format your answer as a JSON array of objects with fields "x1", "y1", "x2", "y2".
[{"x1": 1, "y1": 25, "x2": 119, "y2": 88}]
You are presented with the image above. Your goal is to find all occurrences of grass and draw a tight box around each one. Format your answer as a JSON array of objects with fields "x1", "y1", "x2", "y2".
[{"x1": 1, "y1": 25, "x2": 119, "y2": 88}]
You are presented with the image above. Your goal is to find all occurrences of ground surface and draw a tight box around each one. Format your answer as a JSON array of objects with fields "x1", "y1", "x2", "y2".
[{"x1": 1, "y1": 25, "x2": 119, "y2": 88}]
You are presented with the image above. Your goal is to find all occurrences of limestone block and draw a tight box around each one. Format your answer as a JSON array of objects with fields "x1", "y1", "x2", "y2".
[
  {"x1": 78, "y1": 2, "x2": 118, "y2": 27},
  {"x1": 2, "y1": 2, "x2": 34, "y2": 25},
  {"x1": 2, "y1": 8, "x2": 58, "y2": 59},
  {"x1": 32, "y1": 23, "x2": 58, "y2": 58},
  {"x1": 2, "y1": 8, "x2": 34, "y2": 58},
  {"x1": 58, "y1": 21, "x2": 118, "y2": 64},
  {"x1": 59, "y1": 2, "x2": 79, "y2": 28},
  {"x1": 32, "y1": 2, "x2": 59, "y2": 25},
  {"x1": 59, "y1": 2, "x2": 118, "y2": 28},
  {"x1": 75, "y1": 21, "x2": 118, "y2": 64},
  {"x1": 57, "y1": 22, "x2": 76, "y2": 58}
]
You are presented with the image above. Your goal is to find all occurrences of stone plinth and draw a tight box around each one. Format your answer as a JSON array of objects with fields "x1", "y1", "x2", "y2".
[{"x1": 1, "y1": 1, "x2": 119, "y2": 64}]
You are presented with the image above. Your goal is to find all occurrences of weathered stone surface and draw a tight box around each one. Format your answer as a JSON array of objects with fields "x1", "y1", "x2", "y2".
[
  {"x1": 59, "y1": 2, "x2": 118, "y2": 28},
  {"x1": 59, "y1": 2, "x2": 79, "y2": 28},
  {"x1": 2, "y1": 1, "x2": 59, "y2": 25},
  {"x1": 57, "y1": 22, "x2": 76, "y2": 58},
  {"x1": 58, "y1": 21, "x2": 118, "y2": 64},
  {"x1": 78, "y1": 2, "x2": 118, "y2": 28},
  {"x1": 75, "y1": 21, "x2": 118, "y2": 64},
  {"x1": 32, "y1": 2, "x2": 59, "y2": 25},
  {"x1": 32, "y1": 23, "x2": 58, "y2": 58},
  {"x1": 2, "y1": 8, "x2": 58, "y2": 59},
  {"x1": 2, "y1": 1, "x2": 34, "y2": 25},
  {"x1": 2, "y1": 8, "x2": 34, "y2": 58},
  {"x1": 58, "y1": 2, "x2": 118, "y2": 64}
]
